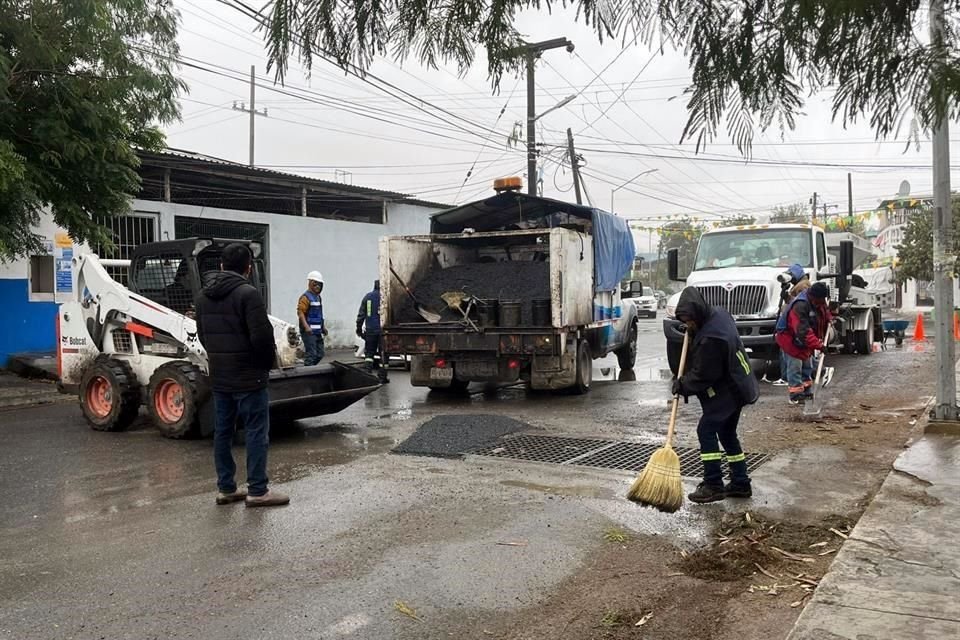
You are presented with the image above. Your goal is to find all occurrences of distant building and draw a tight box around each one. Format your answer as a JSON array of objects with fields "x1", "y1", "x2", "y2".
[{"x1": 0, "y1": 149, "x2": 447, "y2": 366}]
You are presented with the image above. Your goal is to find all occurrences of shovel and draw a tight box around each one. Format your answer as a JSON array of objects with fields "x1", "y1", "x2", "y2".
[
  {"x1": 389, "y1": 262, "x2": 442, "y2": 324},
  {"x1": 803, "y1": 329, "x2": 834, "y2": 420}
]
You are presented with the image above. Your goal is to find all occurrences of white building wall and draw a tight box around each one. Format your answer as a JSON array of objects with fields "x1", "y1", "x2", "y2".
[{"x1": 139, "y1": 199, "x2": 436, "y2": 347}]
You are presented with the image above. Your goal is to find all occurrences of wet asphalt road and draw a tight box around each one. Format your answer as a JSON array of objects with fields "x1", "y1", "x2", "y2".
[{"x1": 0, "y1": 316, "x2": 933, "y2": 639}]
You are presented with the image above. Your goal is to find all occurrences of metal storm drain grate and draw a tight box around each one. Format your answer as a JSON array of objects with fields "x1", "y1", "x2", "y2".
[{"x1": 468, "y1": 434, "x2": 770, "y2": 478}]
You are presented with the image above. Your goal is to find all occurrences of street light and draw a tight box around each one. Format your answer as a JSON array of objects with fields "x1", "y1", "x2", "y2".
[
  {"x1": 610, "y1": 168, "x2": 660, "y2": 214},
  {"x1": 535, "y1": 94, "x2": 577, "y2": 122}
]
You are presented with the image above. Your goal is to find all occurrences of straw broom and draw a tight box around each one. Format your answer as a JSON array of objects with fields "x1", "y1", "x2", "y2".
[{"x1": 626, "y1": 330, "x2": 690, "y2": 512}]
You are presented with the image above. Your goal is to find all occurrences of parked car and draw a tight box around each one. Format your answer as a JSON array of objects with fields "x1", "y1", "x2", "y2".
[{"x1": 625, "y1": 284, "x2": 658, "y2": 318}]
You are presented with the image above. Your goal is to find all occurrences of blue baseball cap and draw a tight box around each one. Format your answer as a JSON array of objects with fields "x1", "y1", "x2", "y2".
[{"x1": 788, "y1": 263, "x2": 806, "y2": 282}]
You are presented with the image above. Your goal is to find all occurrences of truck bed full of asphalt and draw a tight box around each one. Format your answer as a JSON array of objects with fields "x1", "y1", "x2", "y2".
[
  {"x1": 395, "y1": 261, "x2": 550, "y2": 325},
  {"x1": 392, "y1": 414, "x2": 527, "y2": 458}
]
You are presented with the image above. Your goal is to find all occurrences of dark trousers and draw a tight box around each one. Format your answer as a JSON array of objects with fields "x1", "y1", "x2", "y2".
[
  {"x1": 696, "y1": 392, "x2": 750, "y2": 488},
  {"x1": 302, "y1": 329, "x2": 324, "y2": 365},
  {"x1": 363, "y1": 332, "x2": 387, "y2": 380},
  {"x1": 213, "y1": 389, "x2": 270, "y2": 497}
]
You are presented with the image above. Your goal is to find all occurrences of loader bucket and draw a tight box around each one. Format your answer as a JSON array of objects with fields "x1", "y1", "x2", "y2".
[{"x1": 267, "y1": 362, "x2": 381, "y2": 422}]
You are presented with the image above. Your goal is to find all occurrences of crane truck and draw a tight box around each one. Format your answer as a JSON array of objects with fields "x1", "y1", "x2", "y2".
[
  {"x1": 379, "y1": 179, "x2": 639, "y2": 394},
  {"x1": 57, "y1": 237, "x2": 380, "y2": 438},
  {"x1": 661, "y1": 223, "x2": 883, "y2": 376}
]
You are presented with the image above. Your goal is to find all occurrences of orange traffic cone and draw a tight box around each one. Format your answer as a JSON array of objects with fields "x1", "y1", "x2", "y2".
[
  {"x1": 953, "y1": 311, "x2": 960, "y2": 340},
  {"x1": 914, "y1": 313, "x2": 926, "y2": 341}
]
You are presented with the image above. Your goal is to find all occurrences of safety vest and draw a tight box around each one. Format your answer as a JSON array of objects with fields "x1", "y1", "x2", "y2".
[
  {"x1": 304, "y1": 290, "x2": 324, "y2": 333},
  {"x1": 696, "y1": 307, "x2": 759, "y2": 405},
  {"x1": 361, "y1": 291, "x2": 381, "y2": 333}
]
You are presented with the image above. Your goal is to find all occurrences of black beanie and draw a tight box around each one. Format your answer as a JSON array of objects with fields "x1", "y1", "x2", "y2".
[{"x1": 809, "y1": 282, "x2": 830, "y2": 300}]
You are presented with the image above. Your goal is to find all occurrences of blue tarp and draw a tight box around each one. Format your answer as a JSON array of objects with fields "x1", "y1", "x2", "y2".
[{"x1": 591, "y1": 209, "x2": 636, "y2": 291}]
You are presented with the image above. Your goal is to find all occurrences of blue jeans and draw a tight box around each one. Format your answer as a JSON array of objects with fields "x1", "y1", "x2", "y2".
[
  {"x1": 785, "y1": 355, "x2": 814, "y2": 396},
  {"x1": 213, "y1": 389, "x2": 270, "y2": 497},
  {"x1": 302, "y1": 329, "x2": 325, "y2": 365}
]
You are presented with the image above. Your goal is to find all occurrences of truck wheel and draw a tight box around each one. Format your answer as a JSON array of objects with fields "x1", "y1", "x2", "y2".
[
  {"x1": 854, "y1": 321, "x2": 875, "y2": 355},
  {"x1": 79, "y1": 357, "x2": 141, "y2": 432},
  {"x1": 615, "y1": 323, "x2": 638, "y2": 370},
  {"x1": 147, "y1": 362, "x2": 210, "y2": 439},
  {"x1": 571, "y1": 340, "x2": 592, "y2": 395}
]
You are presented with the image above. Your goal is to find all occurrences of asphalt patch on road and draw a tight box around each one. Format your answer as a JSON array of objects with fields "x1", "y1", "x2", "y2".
[{"x1": 392, "y1": 414, "x2": 527, "y2": 458}]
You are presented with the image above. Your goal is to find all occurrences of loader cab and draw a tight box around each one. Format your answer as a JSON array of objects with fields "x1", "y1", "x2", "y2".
[{"x1": 128, "y1": 238, "x2": 265, "y2": 316}]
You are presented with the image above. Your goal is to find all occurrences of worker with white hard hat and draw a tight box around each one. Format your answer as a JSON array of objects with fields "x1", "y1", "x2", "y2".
[{"x1": 297, "y1": 270, "x2": 327, "y2": 365}]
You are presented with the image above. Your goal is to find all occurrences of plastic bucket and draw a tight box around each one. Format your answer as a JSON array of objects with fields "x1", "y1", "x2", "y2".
[
  {"x1": 476, "y1": 299, "x2": 499, "y2": 327},
  {"x1": 531, "y1": 299, "x2": 551, "y2": 326},
  {"x1": 498, "y1": 300, "x2": 522, "y2": 327}
]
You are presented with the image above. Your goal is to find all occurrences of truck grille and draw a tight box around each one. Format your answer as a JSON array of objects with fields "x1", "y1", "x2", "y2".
[{"x1": 696, "y1": 285, "x2": 767, "y2": 316}]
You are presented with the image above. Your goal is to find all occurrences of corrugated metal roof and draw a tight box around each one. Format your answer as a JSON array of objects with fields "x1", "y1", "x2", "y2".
[{"x1": 138, "y1": 147, "x2": 450, "y2": 209}]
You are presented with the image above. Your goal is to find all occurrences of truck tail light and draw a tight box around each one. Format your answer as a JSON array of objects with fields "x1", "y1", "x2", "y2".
[
  {"x1": 434, "y1": 358, "x2": 447, "y2": 368},
  {"x1": 508, "y1": 358, "x2": 521, "y2": 370}
]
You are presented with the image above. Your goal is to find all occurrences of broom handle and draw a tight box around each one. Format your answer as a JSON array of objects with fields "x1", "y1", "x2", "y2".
[{"x1": 665, "y1": 330, "x2": 691, "y2": 448}]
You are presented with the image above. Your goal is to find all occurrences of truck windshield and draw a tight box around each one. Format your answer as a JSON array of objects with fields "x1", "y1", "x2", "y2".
[{"x1": 693, "y1": 229, "x2": 812, "y2": 270}]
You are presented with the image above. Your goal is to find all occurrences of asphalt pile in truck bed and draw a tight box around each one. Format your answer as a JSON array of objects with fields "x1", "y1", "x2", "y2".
[{"x1": 396, "y1": 261, "x2": 550, "y2": 325}]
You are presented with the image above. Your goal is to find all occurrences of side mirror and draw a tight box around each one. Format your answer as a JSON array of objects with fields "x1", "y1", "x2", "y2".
[{"x1": 667, "y1": 248, "x2": 681, "y2": 281}]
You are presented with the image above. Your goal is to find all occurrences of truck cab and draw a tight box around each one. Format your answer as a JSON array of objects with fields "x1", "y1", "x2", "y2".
[{"x1": 662, "y1": 224, "x2": 834, "y2": 376}]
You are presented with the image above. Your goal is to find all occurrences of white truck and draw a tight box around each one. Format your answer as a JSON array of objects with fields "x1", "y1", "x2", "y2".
[
  {"x1": 662, "y1": 223, "x2": 883, "y2": 377},
  {"x1": 379, "y1": 181, "x2": 639, "y2": 394}
]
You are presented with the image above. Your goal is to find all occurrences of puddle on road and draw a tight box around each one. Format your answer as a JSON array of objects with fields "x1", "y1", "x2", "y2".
[
  {"x1": 594, "y1": 366, "x2": 672, "y2": 382},
  {"x1": 270, "y1": 430, "x2": 398, "y2": 483},
  {"x1": 500, "y1": 479, "x2": 614, "y2": 499}
]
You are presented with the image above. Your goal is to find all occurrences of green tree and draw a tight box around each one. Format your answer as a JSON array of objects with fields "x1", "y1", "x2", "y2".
[
  {"x1": 256, "y1": 1, "x2": 960, "y2": 154},
  {"x1": 0, "y1": 0, "x2": 183, "y2": 260},
  {"x1": 718, "y1": 214, "x2": 756, "y2": 227},
  {"x1": 770, "y1": 202, "x2": 809, "y2": 224},
  {"x1": 657, "y1": 216, "x2": 707, "y2": 278},
  {"x1": 895, "y1": 200, "x2": 960, "y2": 283}
]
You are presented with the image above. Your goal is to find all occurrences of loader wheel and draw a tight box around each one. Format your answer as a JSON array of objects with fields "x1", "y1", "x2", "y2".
[
  {"x1": 147, "y1": 362, "x2": 209, "y2": 439},
  {"x1": 79, "y1": 357, "x2": 141, "y2": 432},
  {"x1": 615, "y1": 323, "x2": 638, "y2": 370}
]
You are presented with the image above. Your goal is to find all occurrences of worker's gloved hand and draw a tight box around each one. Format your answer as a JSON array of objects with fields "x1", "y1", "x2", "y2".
[
  {"x1": 322, "y1": 327, "x2": 329, "y2": 337},
  {"x1": 671, "y1": 377, "x2": 682, "y2": 397}
]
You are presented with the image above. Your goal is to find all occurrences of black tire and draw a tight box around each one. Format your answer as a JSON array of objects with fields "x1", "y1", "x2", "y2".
[
  {"x1": 146, "y1": 361, "x2": 210, "y2": 439},
  {"x1": 571, "y1": 340, "x2": 592, "y2": 395},
  {"x1": 79, "y1": 357, "x2": 140, "y2": 432},
  {"x1": 854, "y1": 321, "x2": 875, "y2": 355},
  {"x1": 615, "y1": 323, "x2": 638, "y2": 370},
  {"x1": 667, "y1": 339, "x2": 682, "y2": 376}
]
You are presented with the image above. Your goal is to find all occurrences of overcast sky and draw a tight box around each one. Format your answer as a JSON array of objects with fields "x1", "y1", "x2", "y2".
[{"x1": 166, "y1": 1, "x2": 959, "y2": 246}]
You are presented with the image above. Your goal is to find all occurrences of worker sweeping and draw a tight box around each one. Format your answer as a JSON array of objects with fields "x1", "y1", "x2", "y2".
[
  {"x1": 775, "y1": 281, "x2": 832, "y2": 405},
  {"x1": 356, "y1": 280, "x2": 387, "y2": 383},
  {"x1": 297, "y1": 271, "x2": 327, "y2": 366},
  {"x1": 672, "y1": 286, "x2": 759, "y2": 504},
  {"x1": 767, "y1": 263, "x2": 810, "y2": 386}
]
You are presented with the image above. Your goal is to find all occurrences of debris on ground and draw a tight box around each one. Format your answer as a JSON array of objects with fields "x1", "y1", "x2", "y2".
[
  {"x1": 393, "y1": 600, "x2": 423, "y2": 622},
  {"x1": 676, "y1": 512, "x2": 853, "y2": 582},
  {"x1": 603, "y1": 528, "x2": 630, "y2": 543}
]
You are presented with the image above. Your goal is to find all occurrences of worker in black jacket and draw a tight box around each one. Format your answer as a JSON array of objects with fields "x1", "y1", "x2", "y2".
[
  {"x1": 672, "y1": 287, "x2": 759, "y2": 503},
  {"x1": 195, "y1": 243, "x2": 289, "y2": 508}
]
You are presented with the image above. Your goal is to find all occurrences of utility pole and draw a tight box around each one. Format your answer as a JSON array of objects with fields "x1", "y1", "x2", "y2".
[
  {"x1": 521, "y1": 38, "x2": 574, "y2": 195},
  {"x1": 232, "y1": 65, "x2": 268, "y2": 167},
  {"x1": 566, "y1": 128, "x2": 583, "y2": 204},
  {"x1": 929, "y1": 0, "x2": 957, "y2": 421},
  {"x1": 847, "y1": 173, "x2": 854, "y2": 217},
  {"x1": 811, "y1": 192, "x2": 819, "y2": 222}
]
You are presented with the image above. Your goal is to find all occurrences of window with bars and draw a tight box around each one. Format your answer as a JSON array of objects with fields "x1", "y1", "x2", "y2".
[{"x1": 92, "y1": 214, "x2": 158, "y2": 285}]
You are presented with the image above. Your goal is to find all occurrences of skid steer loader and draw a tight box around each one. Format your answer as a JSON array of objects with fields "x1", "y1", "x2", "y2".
[{"x1": 58, "y1": 238, "x2": 380, "y2": 438}]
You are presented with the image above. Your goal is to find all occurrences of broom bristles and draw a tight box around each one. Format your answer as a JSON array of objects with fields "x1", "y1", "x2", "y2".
[{"x1": 626, "y1": 445, "x2": 683, "y2": 513}]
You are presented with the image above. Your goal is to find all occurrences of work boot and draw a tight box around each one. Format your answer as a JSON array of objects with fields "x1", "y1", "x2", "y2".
[
  {"x1": 216, "y1": 488, "x2": 248, "y2": 505},
  {"x1": 724, "y1": 482, "x2": 753, "y2": 499},
  {"x1": 688, "y1": 483, "x2": 726, "y2": 504},
  {"x1": 771, "y1": 379, "x2": 788, "y2": 387},
  {"x1": 245, "y1": 490, "x2": 290, "y2": 508},
  {"x1": 789, "y1": 393, "x2": 804, "y2": 405}
]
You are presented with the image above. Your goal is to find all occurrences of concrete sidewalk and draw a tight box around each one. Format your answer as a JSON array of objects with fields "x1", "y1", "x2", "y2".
[
  {"x1": 787, "y1": 428, "x2": 960, "y2": 639},
  {"x1": 0, "y1": 372, "x2": 69, "y2": 410}
]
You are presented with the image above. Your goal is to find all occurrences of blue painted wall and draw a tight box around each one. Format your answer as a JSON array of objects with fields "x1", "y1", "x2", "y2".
[{"x1": 0, "y1": 279, "x2": 58, "y2": 367}]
